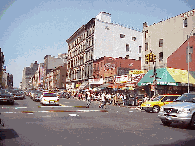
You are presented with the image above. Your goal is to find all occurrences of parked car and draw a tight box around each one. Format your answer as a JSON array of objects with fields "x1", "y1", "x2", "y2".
[
  {"x1": 0, "y1": 89, "x2": 14, "y2": 105},
  {"x1": 33, "y1": 92, "x2": 42, "y2": 102},
  {"x1": 158, "y1": 93, "x2": 195, "y2": 128},
  {"x1": 40, "y1": 92, "x2": 59, "y2": 106},
  {"x1": 141, "y1": 94, "x2": 180, "y2": 113}
]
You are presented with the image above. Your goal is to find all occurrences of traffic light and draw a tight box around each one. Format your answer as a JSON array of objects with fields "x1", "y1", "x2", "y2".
[
  {"x1": 153, "y1": 55, "x2": 156, "y2": 62},
  {"x1": 149, "y1": 53, "x2": 153, "y2": 62},
  {"x1": 145, "y1": 54, "x2": 149, "y2": 63}
]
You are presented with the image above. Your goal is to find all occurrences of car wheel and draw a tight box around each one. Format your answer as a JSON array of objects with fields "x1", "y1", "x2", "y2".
[
  {"x1": 162, "y1": 120, "x2": 172, "y2": 126},
  {"x1": 152, "y1": 106, "x2": 160, "y2": 113},
  {"x1": 9, "y1": 101, "x2": 14, "y2": 105},
  {"x1": 190, "y1": 114, "x2": 195, "y2": 129}
]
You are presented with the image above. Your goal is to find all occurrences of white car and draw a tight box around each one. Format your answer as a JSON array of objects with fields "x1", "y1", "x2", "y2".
[{"x1": 40, "y1": 92, "x2": 59, "y2": 106}]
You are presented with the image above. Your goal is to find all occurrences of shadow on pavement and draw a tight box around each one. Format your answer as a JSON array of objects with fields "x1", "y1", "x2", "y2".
[{"x1": 0, "y1": 129, "x2": 19, "y2": 140}]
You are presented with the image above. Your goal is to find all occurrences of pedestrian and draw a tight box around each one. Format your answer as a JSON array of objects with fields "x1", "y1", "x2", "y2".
[
  {"x1": 86, "y1": 93, "x2": 91, "y2": 108},
  {"x1": 144, "y1": 94, "x2": 148, "y2": 103},
  {"x1": 123, "y1": 94, "x2": 127, "y2": 106}
]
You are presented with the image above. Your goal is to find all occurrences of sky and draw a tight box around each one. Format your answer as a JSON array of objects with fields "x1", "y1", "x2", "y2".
[{"x1": 0, "y1": 0, "x2": 194, "y2": 87}]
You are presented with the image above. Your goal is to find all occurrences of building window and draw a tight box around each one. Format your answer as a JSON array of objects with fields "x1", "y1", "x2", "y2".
[
  {"x1": 120, "y1": 34, "x2": 125, "y2": 38},
  {"x1": 139, "y1": 46, "x2": 142, "y2": 53},
  {"x1": 132, "y1": 37, "x2": 136, "y2": 41},
  {"x1": 126, "y1": 44, "x2": 129, "y2": 52},
  {"x1": 145, "y1": 42, "x2": 148, "y2": 51},
  {"x1": 126, "y1": 55, "x2": 129, "y2": 59},
  {"x1": 139, "y1": 57, "x2": 141, "y2": 61},
  {"x1": 159, "y1": 39, "x2": 163, "y2": 47},
  {"x1": 145, "y1": 30, "x2": 148, "y2": 39},
  {"x1": 94, "y1": 64, "x2": 96, "y2": 70},
  {"x1": 184, "y1": 18, "x2": 187, "y2": 27},
  {"x1": 159, "y1": 52, "x2": 163, "y2": 62},
  {"x1": 105, "y1": 26, "x2": 109, "y2": 30}
]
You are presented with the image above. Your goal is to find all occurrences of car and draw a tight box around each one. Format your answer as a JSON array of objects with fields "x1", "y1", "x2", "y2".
[
  {"x1": 33, "y1": 92, "x2": 42, "y2": 102},
  {"x1": 12, "y1": 92, "x2": 25, "y2": 100},
  {"x1": 158, "y1": 93, "x2": 195, "y2": 128},
  {"x1": 0, "y1": 89, "x2": 14, "y2": 105},
  {"x1": 30, "y1": 90, "x2": 37, "y2": 99},
  {"x1": 40, "y1": 92, "x2": 59, "y2": 106},
  {"x1": 141, "y1": 94, "x2": 180, "y2": 113}
]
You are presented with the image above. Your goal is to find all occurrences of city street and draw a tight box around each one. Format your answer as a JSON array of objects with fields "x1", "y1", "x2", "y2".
[{"x1": 1, "y1": 96, "x2": 195, "y2": 146}]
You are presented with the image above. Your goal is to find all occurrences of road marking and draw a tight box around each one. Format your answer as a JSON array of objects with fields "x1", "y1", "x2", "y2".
[
  {"x1": 1, "y1": 109, "x2": 108, "y2": 114},
  {"x1": 2, "y1": 107, "x2": 28, "y2": 109},
  {"x1": 69, "y1": 114, "x2": 79, "y2": 116}
]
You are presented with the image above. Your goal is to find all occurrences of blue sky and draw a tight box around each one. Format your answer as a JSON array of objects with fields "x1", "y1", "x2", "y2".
[{"x1": 0, "y1": 0, "x2": 194, "y2": 87}]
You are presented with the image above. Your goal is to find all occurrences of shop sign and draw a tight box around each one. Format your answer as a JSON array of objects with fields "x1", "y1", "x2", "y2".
[
  {"x1": 89, "y1": 78, "x2": 103, "y2": 84},
  {"x1": 129, "y1": 70, "x2": 146, "y2": 75}
]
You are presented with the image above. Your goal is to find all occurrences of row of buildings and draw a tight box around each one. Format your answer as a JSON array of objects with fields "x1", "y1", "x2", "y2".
[
  {"x1": 21, "y1": 10, "x2": 195, "y2": 96},
  {"x1": 0, "y1": 48, "x2": 13, "y2": 89}
]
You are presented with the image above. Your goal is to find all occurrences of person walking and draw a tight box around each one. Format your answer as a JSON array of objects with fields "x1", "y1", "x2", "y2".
[{"x1": 86, "y1": 93, "x2": 91, "y2": 108}]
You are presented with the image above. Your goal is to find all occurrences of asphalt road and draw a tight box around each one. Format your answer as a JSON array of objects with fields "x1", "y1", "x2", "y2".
[{"x1": 0, "y1": 96, "x2": 195, "y2": 146}]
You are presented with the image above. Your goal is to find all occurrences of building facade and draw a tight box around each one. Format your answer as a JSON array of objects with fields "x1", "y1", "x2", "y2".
[
  {"x1": 22, "y1": 61, "x2": 39, "y2": 90},
  {"x1": 93, "y1": 56, "x2": 141, "y2": 83},
  {"x1": 142, "y1": 9, "x2": 195, "y2": 70},
  {"x1": 43, "y1": 54, "x2": 67, "y2": 89},
  {"x1": 66, "y1": 12, "x2": 143, "y2": 87},
  {"x1": 167, "y1": 36, "x2": 195, "y2": 71},
  {"x1": 0, "y1": 48, "x2": 4, "y2": 88}
]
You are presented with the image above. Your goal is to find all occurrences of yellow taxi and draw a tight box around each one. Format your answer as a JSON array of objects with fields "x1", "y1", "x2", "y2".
[{"x1": 141, "y1": 94, "x2": 180, "y2": 113}]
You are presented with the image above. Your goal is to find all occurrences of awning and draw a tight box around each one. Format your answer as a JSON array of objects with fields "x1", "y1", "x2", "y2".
[
  {"x1": 138, "y1": 67, "x2": 195, "y2": 86},
  {"x1": 167, "y1": 68, "x2": 195, "y2": 85}
]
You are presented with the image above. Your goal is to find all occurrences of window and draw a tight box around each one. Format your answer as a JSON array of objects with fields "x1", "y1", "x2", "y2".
[
  {"x1": 94, "y1": 64, "x2": 96, "y2": 70},
  {"x1": 159, "y1": 39, "x2": 163, "y2": 47},
  {"x1": 145, "y1": 42, "x2": 148, "y2": 51},
  {"x1": 132, "y1": 37, "x2": 136, "y2": 41},
  {"x1": 126, "y1": 55, "x2": 129, "y2": 59},
  {"x1": 139, "y1": 57, "x2": 141, "y2": 61},
  {"x1": 159, "y1": 52, "x2": 163, "y2": 62},
  {"x1": 105, "y1": 26, "x2": 109, "y2": 30},
  {"x1": 139, "y1": 46, "x2": 142, "y2": 53},
  {"x1": 184, "y1": 18, "x2": 187, "y2": 27},
  {"x1": 126, "y1": 44, "x2": 129, "y2": 52},
  {"x1": 145, "y1": 30, "x2": 148, "y2": 39},
  {"x1": 120, "y1": 34, "x2": 125, "y2": 38}
]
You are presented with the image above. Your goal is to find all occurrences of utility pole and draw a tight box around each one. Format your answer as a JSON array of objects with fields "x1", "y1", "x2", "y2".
[{"x1": 188, "y1": 41, "x2": 190, "y2": 93}]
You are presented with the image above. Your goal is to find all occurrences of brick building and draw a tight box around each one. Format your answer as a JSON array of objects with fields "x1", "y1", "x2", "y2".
[
  {"x1": 167, "y1": 36, "x2": 195, "y2": 71},
  {"x1": 93, "y1": 56, "x2": 141, "y2": 83}
]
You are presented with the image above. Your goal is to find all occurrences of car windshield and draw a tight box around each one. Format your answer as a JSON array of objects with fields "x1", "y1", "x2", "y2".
[
  {"x1": 43, "y1": 93, "x2": 57, "y2": 97},
  {"x1": 152, "y1": 96, "x2": 163, "y2": 101},
  {"x1": 176, "y1": 94, "x2": 195, "y2": 102}
]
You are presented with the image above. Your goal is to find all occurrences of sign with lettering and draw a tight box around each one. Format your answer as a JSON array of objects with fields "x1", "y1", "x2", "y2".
[{"x1": 129, "y1": 70, "x2": 146, "y2": 74}]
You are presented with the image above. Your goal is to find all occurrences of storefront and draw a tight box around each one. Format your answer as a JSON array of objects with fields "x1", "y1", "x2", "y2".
[{"x1": 138, "y1": 68, "x2": 195, "y2": 96}]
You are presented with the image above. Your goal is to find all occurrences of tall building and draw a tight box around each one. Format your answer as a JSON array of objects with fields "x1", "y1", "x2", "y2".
[
  {"x1": 22, "y1": 61, "x2": 39, "y2": 90},
  {"x1": 66, "y1": 12, "x2": 143, "y2": 87},
  {"x1": 0, "y1": 48, "x2": 5, "y2": 88},
  {"x1": 142, "y1": 9, "x2": 195, "y2": 70},
  {"x1": 43, "y1": 54, "x2": 67, "y2": 89}
]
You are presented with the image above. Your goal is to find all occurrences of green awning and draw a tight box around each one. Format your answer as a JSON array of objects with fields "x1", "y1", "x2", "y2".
[{"x1": 138, "y1": 68, "x2": 177, "y2": 86}]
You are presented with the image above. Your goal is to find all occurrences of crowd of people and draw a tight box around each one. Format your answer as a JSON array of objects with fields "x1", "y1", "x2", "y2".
[{"x1": 60, "y1": 90, "x2": 150, "y2": 109}]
